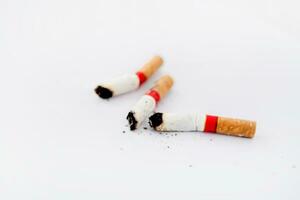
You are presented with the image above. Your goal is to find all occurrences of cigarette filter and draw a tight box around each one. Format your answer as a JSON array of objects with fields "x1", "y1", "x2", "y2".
[
  {"x1": 95, "y1": 56, "x2": 163, "y2": 99},
  {"x1": 149, "y1": 113, "x2": 256, "y2": 138},
  {"x1": 127, "y1": 75, "x2": 174, "y2": 130}
]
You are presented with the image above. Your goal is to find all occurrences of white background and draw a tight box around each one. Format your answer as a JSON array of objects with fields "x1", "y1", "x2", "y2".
[{"x1": 1, "y1": 0, "x2": 300, "y2": 199}]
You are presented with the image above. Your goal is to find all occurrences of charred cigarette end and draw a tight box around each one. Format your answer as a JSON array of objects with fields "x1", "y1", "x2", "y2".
[
  {"x1": 149, "y1": 113, "x2": 163, "y2": 130},
  {"x1": 127, "y1": 111, "x2": 138, "y2": 131},
  {"x1": 94, "y1": 86, "x2": 113, "y2": 99}
]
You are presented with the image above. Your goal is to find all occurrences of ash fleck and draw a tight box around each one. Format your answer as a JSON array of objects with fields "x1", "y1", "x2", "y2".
[
  {"x1": 189, "y1": 165, "x2": 192, "y2": 168},
  {"x1": 143, "y1": 127, "x2": 148, "y2": 130},
  {"x1": 122, "y1": 131, "x2": 126, "y2": 133},
  {"x1": 167, "y1": 146, "x2": 170, "y2": 149},
  {"x1": 175, "y1": 133, "x2": 178, "y2": 136}
]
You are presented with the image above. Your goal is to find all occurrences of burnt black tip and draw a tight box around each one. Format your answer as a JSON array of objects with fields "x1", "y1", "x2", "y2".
[
  {"x1": 94, "y1": 86, "x2": 113, "y2": 99},
  {"x1": 127, "y1": 112, "x2": 138, "y2": 131},
  {"x1": 149, "y1": 113, "x2": 163, "y2": 129}
]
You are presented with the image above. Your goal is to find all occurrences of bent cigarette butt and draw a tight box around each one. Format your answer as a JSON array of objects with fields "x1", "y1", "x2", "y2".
[
  {"x1": 149, "y1": 113, "x2": 256, "y2": 138},
  {"x1": 95, "y1": 56, "x2": 163, "y2": 99},
  {"x1": 126, "y1": 75, "x2": 174, "y2": 131}
]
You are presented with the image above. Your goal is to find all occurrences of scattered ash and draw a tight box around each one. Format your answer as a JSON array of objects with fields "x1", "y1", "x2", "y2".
[{"x1": 122, "y1": 130, "x2": 126, "y2": 133}]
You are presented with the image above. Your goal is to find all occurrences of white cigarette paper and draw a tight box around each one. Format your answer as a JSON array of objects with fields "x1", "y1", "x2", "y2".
[
  {"x1": 101, "y1": 74, "x2": 140, "y2": 96},
  {"x1": 151, "y1": 113, "x2": 206, "y2": 132}
]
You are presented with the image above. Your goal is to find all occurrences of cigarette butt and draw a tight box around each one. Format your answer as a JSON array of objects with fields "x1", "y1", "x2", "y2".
[
  {"x1": 94, "y1": 56, "x2": 163, "y2": 99},
  {"x1": 127, "y1": 75, "x2": 174, "y2": 131},
  {"x1": 149, "y1": 113, "x2": 256, "y2": 138}
]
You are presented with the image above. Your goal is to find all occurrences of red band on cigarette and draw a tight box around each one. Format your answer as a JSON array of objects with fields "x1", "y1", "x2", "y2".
[
  {"x1": 204, "y1": 115, "x2": 218, "y2": 133},
  {"x1": 146, "y1": 90, "x2": 160, "y2": 103},
  {"x1": 136, "y1": 72, "x2": 147, "y2": 86}
]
